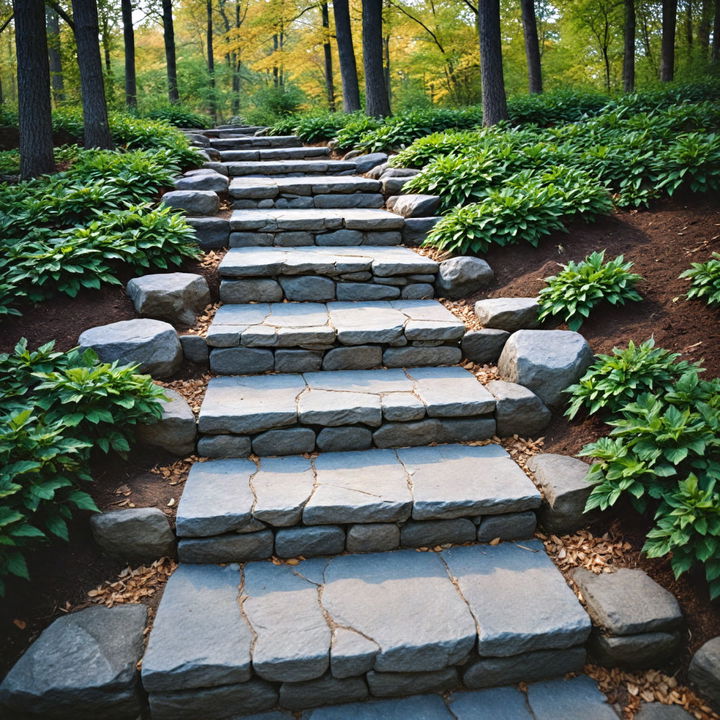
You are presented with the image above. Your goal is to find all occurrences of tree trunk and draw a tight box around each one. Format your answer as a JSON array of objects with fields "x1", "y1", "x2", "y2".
[
  {"x1": 332, "y1": 0, "x2": 360, "y2": 112},
  {"x1": 13, "y1": 0, "x2": 55, "y2": 178},
  {"x1": 478, "y1": 0, "x2": 508, "y2": 126},
  {"x1": 685, "y1": 0, "x2": 693, "y2": 49},
  {"x1": 46, "y1": 7, "x2": 65, "y2": 105},
  {"x1": 321, "y1": 3, "x2": 336, "y2": 111},
  {"x1": 520, "y1": 0, "x2": 542, "y2": 93},
  {"x1": 71, "y1": 0, "x2": 114, "y2": 149},
  {"x1": 698, "y1": 0, "x2": 710, "y2": 51},
  {"x1": 623, "y1": 0, "x2": 636, "y2": 92},
  {"x1": 121, "y1": 0, "x2": 136, "y2": 109},
  {"x1": 272, "y1": 33, "x2": 279, "y2": 87},
  {"x1": 162, "y1": 0, "x2": 179, "y2": 103},
  {"x1": 232, "y1": 0, "x2": 242, "y2": 115},
  {"x1": 362, "y1": 0, "x2": 390, "y2": 117},
  {"x1": 661, "y1": 0, "x2": 678, "y2": 81},
  {"x1": 713, "y1": 0, "x2": 720, "y2": 63},
  {"x1": 207, "y1": 0, "x2": 216, "y2": 120},
  {"x1": 383, "y1": 33, "x2": 391, "y2": 111}
]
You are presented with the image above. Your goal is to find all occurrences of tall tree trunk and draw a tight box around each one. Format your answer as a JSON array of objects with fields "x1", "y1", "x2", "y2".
[
  {"x1": 661, "y1": 0, "x2": 678, "y2": 80},
  {"x1": 207, "y1": 0, "x2": 216, "y2": 120},
  {"x1": 71, "y1": 0, "x2": 114, "y2": 149},
  {"x1": 272, "y1": 33, "x2": 279, "y2": 87},
  {"x1": 623, "y1": 0, "x2": 636, "y2": 92},
  {"x1": 332, "y1": 0, "x2": 360, "y2": 112},
  {"x1": 685, "y1": 0, "x2": 693, "y2": 49},
  {"x1": 698, "y1": 0, "x2": 710, "y2": 51},
  {"x1": 162, "y1": 0, "x2": 179, "y2": 103},
  {"x1": 713, "y1": 0, "x2": 720, "y2": 62},
  {"x1": 478, "y1": 0, "x2": 508, "y2": 126},
  {"x1": 321, "y1": 3, "x2": 336, "y2": 111},
  {"x1": 383, "y1": 33, "x2": 391, "y2": 111},
  {"x1": 101, "y1": 14, "x2": 114, "y2": 105},
  {"x1": 520, "y1": 0, "x2": 542, "y2": 93},
  {"x1": 362, "y1": 0, "x2": 390, "y2": 117},
  {"x1": 46, "y1": 7, "x2": 65, "y2": 105},
  {"x1": 121, "y1": 0, "x2": 136, "y2": 109},
  {"x1": 13, "y1": 0, "x2": 55, "y2": 178}
]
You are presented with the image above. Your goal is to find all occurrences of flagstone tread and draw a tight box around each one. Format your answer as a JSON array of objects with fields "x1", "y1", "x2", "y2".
[
  {"x1": 208, "y1": 135, "x2": 302, "y2": 149},
  {"x1": 229, "y1": 176, "x2": 382, "y2": 199},
  {"x1": 206, "y1": 300, "x2": 464, "y2": 348},
  {"x1": 228, "y1": 208, "x2": 405, "y2": 232},
  {"x1": 223, "y1": 159, "x2": 358, "y2": 176},
  {"x1": 175, "y1": 444, "x2": 541, "y2": 538},
  {"x1": 220, "y1": 147, "x2": 331, "y2": 161}
]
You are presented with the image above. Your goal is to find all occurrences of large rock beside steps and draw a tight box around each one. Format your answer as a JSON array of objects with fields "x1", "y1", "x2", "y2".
[
  {"x1": 689, "y1": 637, "x2": 720, "y2": 710},
  {"x1": 137, "y1": 388, "x2": 197, "y2": 456},
  {"x1": 474, "y1": 297, "x2": 539, "y2": 331},
  {"x1": 436, "y1": 257, "x2": 494, "y2": 299},
  {"x1": 161, "y1": 190, "x2": 219, "y2": 216},
  {"x1": 90, "y1": 507, "x2": 176, "y2": 561},
  {"x1": 126, "y1": 272, "x2": 210, "y2": 327}
]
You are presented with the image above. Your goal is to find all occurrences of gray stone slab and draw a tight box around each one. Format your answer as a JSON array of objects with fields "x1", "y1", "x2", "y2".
[
  {"x1": 572, "y1": 568, "x2": 683, "y2": 636},
  {"x1": 366, "y1": 668, "x2": 459, "y2": 697},
  {"x1": 406, "y1": 366, "x2": 496, "y2": 417},
  {"x1": 252, "y1": 455, "x2": 315, "y2": 527},
  {"x1": 142, "y1": 564, "x2": 251, "y2": 691},
  {"x1": 321, "y1": 549, "x2": 476, "y2": 672},
  {"x1": 402, "y1": 283, "x2": 435, "y2": 298},
  {"x1": 220, "y1": 279, "x2": 283, "y2": 303},
  {"x1": 331, "y1": 628, "x2": 380, "y2": 679},
  {"x1": 180, "y1": 333, "x2": 209, "y2": 364},
  {"x1": 197, "y1": 434, "x2": 252, "y2": 458},
  {"x1": 317, "y1": 229, "x2": 365, "y2": 245},
  {"x1": 337, "y1": 283, "x2": 401, "y2": 301},
  {"x1": 279, "y1": 675, "x2": 368, "y2": 710},
  {"x1": 400, "y1": 518, "x2": 476, "y2": 547},
  {"x1": 90, "y1": 507, "x2": 175, "y2": 561},
  {"x1": 280, "y1": 275, "x2": 336, "y2": 301},
  {"x1": 689, "y1": 637, "x2": 720, "y2": 710},
  {"x1": 476, "y1": 511, "x2": 537, "y2": 542},
  {"x1": 243, "y1": 562, "x2": 331, "y2": 682},
  {"x1": 589, "y1": 630, "x2": 682, "y2": 668},
  {"x1": 346, "y1": 523, "x2": 400, "y2": 553},
  {"x1": 328, "y1": 302, "x2": 405, "y2": 345},
  {"x1": 210, "y1": 347, "x2": 275, "y2": 374},
  {"x1": 225, "y1": 159, "x2": 356, "y2": 176},
  {"x1": 298, "y1": 389, "x2": 382, "y2": 427},
  {"x1": 304, "y1": 450, "x2": 412, "y2": 524},
  {"x1": 373, "y1": 419, "x2": 445, "y2": 448},
  {"x1": 315, "y1": 193, "x2": 384, "y2": 209},
  {"x1": 399, "y1": 444, "x2": 540, "y2": 520},
  {"x1": 178, "y1": 531, "x2": 274, "y2": 563},
  {"x1": 462, "y1": 328, "x2": 510, "y2": 364},
  {"x1": 199, "y1": 374, "x2": 306, "y2": 435},
  {"x1": 305, "y1": 368, "x2": 413, "y2": 394},
  {"x1": 301, "y1": 694, "x2": 454, "y2": 720},
  {"x1": 252, "y1": 428, "x2": 316, "y2": 455},
  {"x1": 527, "y1": 676, "x2": 620, "y2": 720},
  {"x1": 275, "y1": 526, "x2": 346, "y2": 558},
  {"x1": 176, "y1": 458, "x2": 256, "y2": 537},
  {"x1": 486, "y1": 380, "x2": 552, "y2": 437},
  {"x1": 322, "y1": 345, "x2": 382, "y2": 370},
  {"x1": 384, "y1": 346, "x2": 462, "y2": 367},
  {"x1": 438, "y1": 417, "x2": 496, "y2": 442},
  {"x1": 474, "y1": 297, "x2": 540, "y2": 331},
  {"x1": 275, "y1": 349, "x2": 324, "y2": 372},
  {"x1": 0, "y1": 605, "x2": 146, "y2": 720},
  {"x1": 463, "y1": 647, "x2": 586, "y2": 689},
  {"x1": 448, "y1": 687, "x2": 533, "y2": 720},
  {"x1": 636, "y1": 703, "x2": 696, "y2": 719},
  {"x1": 442, "y1": 541, "x2": 591, "y2": 656},
  {"x1": 316, "y1": 426, "x2": 373, "y2": 451},
  {"x1": 381, "y1": 392, "x2": 426, "y2": 421}
]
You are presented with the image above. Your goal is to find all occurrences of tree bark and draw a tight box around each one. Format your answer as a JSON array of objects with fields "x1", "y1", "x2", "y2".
[
  {"x1": 623, "y1": 0, "x2": 636, "y2": 92},
  {"x1": 383, "y1": 33, "x2": 391, "y2": 111},
  {"x1": 46, "y1": 7, "x2": 65, "y2": 105},
  {"x1": 478, "y1": 0, "x2": 508, "y2": 126},
  {"x1": 162, "y1": 0, "x2": 179, "y2": 103},
  {"x1": 520, "y1": 0, "x2": 542, "y2": 93},
  {"x1": 321, "y1": 3, "x2": 336, "y2": 111},
  {"x1": 121, "y1": 0, "x2": 136, "y2": 109},
  {"x1": 13, "y1": 0, "x2": 55, "y2": 178},
  {"x1": 362, "y1": 0, "x2": 390, "y2": 117},
  {"x1": 71, "y1": 0, "x2": 114, "y2": 149},
  {"x1": 332, "y1": 0, "x2": 360, "y2": 112},
  {"x1": 207, "y1": 0, "x2": 216, "y2": 120},
  {"x1": 685, "y1": 0, "x2": 693, "y2": 49},
  {"x1": 713, "y1": 0, "x2": 720, "y2": 63},
  {"x1": 661, "y1": 0, "x2": 678, "y2": 81}
]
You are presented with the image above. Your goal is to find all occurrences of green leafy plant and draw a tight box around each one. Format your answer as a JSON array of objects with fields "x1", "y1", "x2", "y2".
[
  {"x1": 144, "y1": 105, "x2": 210, "y2": 129},
  {"x1": 680, "y1": 253, "x2": 720, "y2": 307},
  {"x1": 565, "y1": 339, "x2": 699, "y2": 419},
  {"x1": 538, "y1": 251, "x2": 643, "y2": 331}
]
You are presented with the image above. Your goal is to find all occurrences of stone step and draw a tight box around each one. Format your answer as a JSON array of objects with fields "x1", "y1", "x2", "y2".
[
  {"x1": 222, "y1": 159, "x2": 357, "y2": 177},
  {"x1": 207, "y1": 126, "x2": 268, "y2": 137},
  {"x1": 141, "y1": 541, "x2": 591, "y2": 719},
  {"x1": 219, "y1": 146, "x2": 330, "y2": 162},
  {"x1": 230, "y1": 175, "x2": 383, "y2": 210},
  {"x1": 219, "y1": 246, "x2": 437, "y2": 304},
  {"x1": 206, "y1": 299, "x2": 465, "y2": 374},
  {"x1": 208, "y1": 135, "x2": 303, "y2": 150},
  {"x1": 176, "y1": 444, "x2": 541, "y2": 563},
  {"x1": 227, "y1": 208, "x2": 404, "y2": 246},
  {"x1": 196, "y1": 366, "x2": 496, "y2": 458}
]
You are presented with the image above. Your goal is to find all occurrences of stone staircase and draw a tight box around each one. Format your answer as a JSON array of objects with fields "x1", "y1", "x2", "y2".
[{"x1": 143, "y1": 127, "x2": 610, "y2": 718}]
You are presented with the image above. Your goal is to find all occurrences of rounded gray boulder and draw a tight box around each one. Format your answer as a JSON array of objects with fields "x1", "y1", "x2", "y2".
[
  {"x1": 474, "y1": 297, "x2": 539, "y2": 331},
  {"x1": 90, "y1": 507, "x2": 175, "y2": 561},
  {"x1": 137, "y1": 388, "x2": 197, "y2": 456},
  {"x1": 689, "y1": 637, "x2": 720, "y2": 710},
  {"x1": 161, "y1": 189, "x2": 219, "y2": 216},
  {"x1": 126, "y1": 272, "x2": 210, "y2": 327},
  {"x1": 436, "y1": 257, "x2": 494, "y2": 299},
  {"x1": 79, "y1": 318, "x2": 183, "y2": 378}
]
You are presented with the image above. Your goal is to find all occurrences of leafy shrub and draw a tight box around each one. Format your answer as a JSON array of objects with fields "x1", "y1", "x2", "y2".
[
  {"x1": 537, "y1": 251, "x2": 643, "y2": 331},
  {"x1": 0, "y1": 150, "x2": 19, "y2": 175},
  {"x1": 247, "y1": 85, "x2": 305, "y2": 124},
  {"x1": 680, "y1": 252, "x2": 720, "y2": 306},
  {"x1": 507, "y1": 89, "x2": 608, "y2": 126},
  {"x1": 565, "y1": 339, "x2": 698, "y2": 419},
  {"x1": 0, "y1": 106, "x2": 18, "y2": 127},
  {"x1": 333, "y1": 115, "x2": 382, "y2": 151},
  {"x1": 293, "y1": 113, "x2": 351, "y2": 142},
  {"x1": 0, "y1": 340, "x2": 166, "y2": 593},
  {"x1": 144, "y1": 105, "x2": 210, "y2": 129},
  {"x1": 655, "y1": 132, "x2": 720, "y2": 195},
  {"x1": 266, "y1": 116, "x2": 298, "y2": 136}
]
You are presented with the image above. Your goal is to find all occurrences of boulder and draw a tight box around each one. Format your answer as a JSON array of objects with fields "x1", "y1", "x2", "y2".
[
  {"x1": 174, "y1": 171, "x2": 229, "y2": 193},
  {"x1": 0, "y1": 605, "x2": 147, "y2": 720},
  {"x1": 474, "y1": 297, "x2": 539, "y2": 331},
  {"x1": 137, "y1": 388, "x2": 197, "y2": 456},
  {"x1": 354, "y1": 153, "x2": 388, "y2": 173},
  {"x1": 381, "y1": 177, "x2": 412, "y2": 195},
  {"x1": 498, "y1": 329, "x2": 593, "y2": 407},
  {"x1": 126, "y1": 272, "x2": 210, "y2": 327},
  {"x1": 636, "y1": 703, "x2": 695, "y2": 719},
  {"x1": 161, "y1": 190, "x2": 219, "y2": 216},
  {"x1": 461, "y1": 329, "x2": 509, "y2": 365},
  {"x1": 366, "y1": 162, "x2": 389, "y2": 179},
  {"x1": 486, "y1": 380, "x2": 551, "y2": 437},
  {"x1": 387, "y1": 194, "x2": 441, "y2": 218},
  {"x1": 186, "y1": 216, "x2": 229, "y2": 249},
  {"x1": 436, "y1": 257, "x2": 494, "y2": 299},
  {"x1": 79, "y1": 319, "x2": 183, "y2": 378},
  {"x1": 526, "y1": 453, "x2": 593, "y2": 533},
  {"x1": 180, "y1": 334, "x2": 209, "y2": 365},
  {"x1": 689, "y1": 637, "x2": 720, "y2": 710},
  {"x1": 402, "y1": 217, "x2": 441, "y2": 246},
  {"x1": 90, "y1": 507, "x2": 175, "y2": 561}
]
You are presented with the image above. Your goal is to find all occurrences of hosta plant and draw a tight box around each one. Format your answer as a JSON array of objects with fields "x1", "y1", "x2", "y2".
[
  {"x1": 538, "y1": 251, "x2": 643, "y2": 331},
  {"x1": 680, "y1": 252, "x2": 720, "y2": 307}
]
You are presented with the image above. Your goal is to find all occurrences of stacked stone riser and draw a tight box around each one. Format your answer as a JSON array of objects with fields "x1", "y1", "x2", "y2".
[
  {"x1": 205, "y1": 126, "x2": 268, "y2": 136},
  {"x1": 222, "y1": 160, "x2": 358, "y2": 176},
  {"x1": 207, "y1": 134, "x2": 303, "y2": 149},
  {"x1": 219, "y1": 147, "x2": 331, "y2": 162},
  {"x1": 228, "y1": 229, "x2": 401, "y2": 246},
  {"x1": 141, "y1": 543, "x2": 592, "y2": 719},
  {"x1": 233, "y1": 194, "x2": 386, "y2": 210}
]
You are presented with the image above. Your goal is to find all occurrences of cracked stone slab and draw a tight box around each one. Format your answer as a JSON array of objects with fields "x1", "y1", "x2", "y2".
[
  {"x1": 304, "y1": 449, "x2": 412, "y2": 524},
  {"x1": 220, "y1": 147, "x2": 330, "y2": 161},
  {"x1": 448, "y1": 687, "x2": 533, "y2": 720},
  {"x1": 142, "y1": 564, "x2": 252, "y2": 692},
  {"x1": 298, "y1": 389, "x2": 382, "y2": 427},
  {"x1": 321, "y1": 549, "x2": 476, "y2": 672},
  {"x1": 243, "y1": 562, "x2": 331, "y2": 682},
  {"x1": 304, "y1": 368, "x2": 414, "y2": 394},
  {"x1": 199, "y1": 374, "x2": 306, "y2": 435},
  {"x1": 406, "y1": 366, "x2": 496, "y2": 417},
  {"x1": 229, "y1": 208, "x2": 403, "y2": 232},
  {"x1": 330, "y1": 628, "x2": 380, "y2": 679},
  {"x1": 252, "y1": 455, "x2": 315, "y2": 527},
  {"x1": 398, "y1": 444, "x2": 541, "y2": 520},
  {"x1": 527, "y1": 676, "x2": 620, "y2": 720},
  {"x1": 441, "y1": 541, "x2": 591, "y2": 657}
]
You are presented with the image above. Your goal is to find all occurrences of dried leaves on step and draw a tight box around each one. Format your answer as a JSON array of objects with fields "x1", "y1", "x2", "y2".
[{"x1": 86, "y1": 557, "x2": 177, "y2": 609}]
